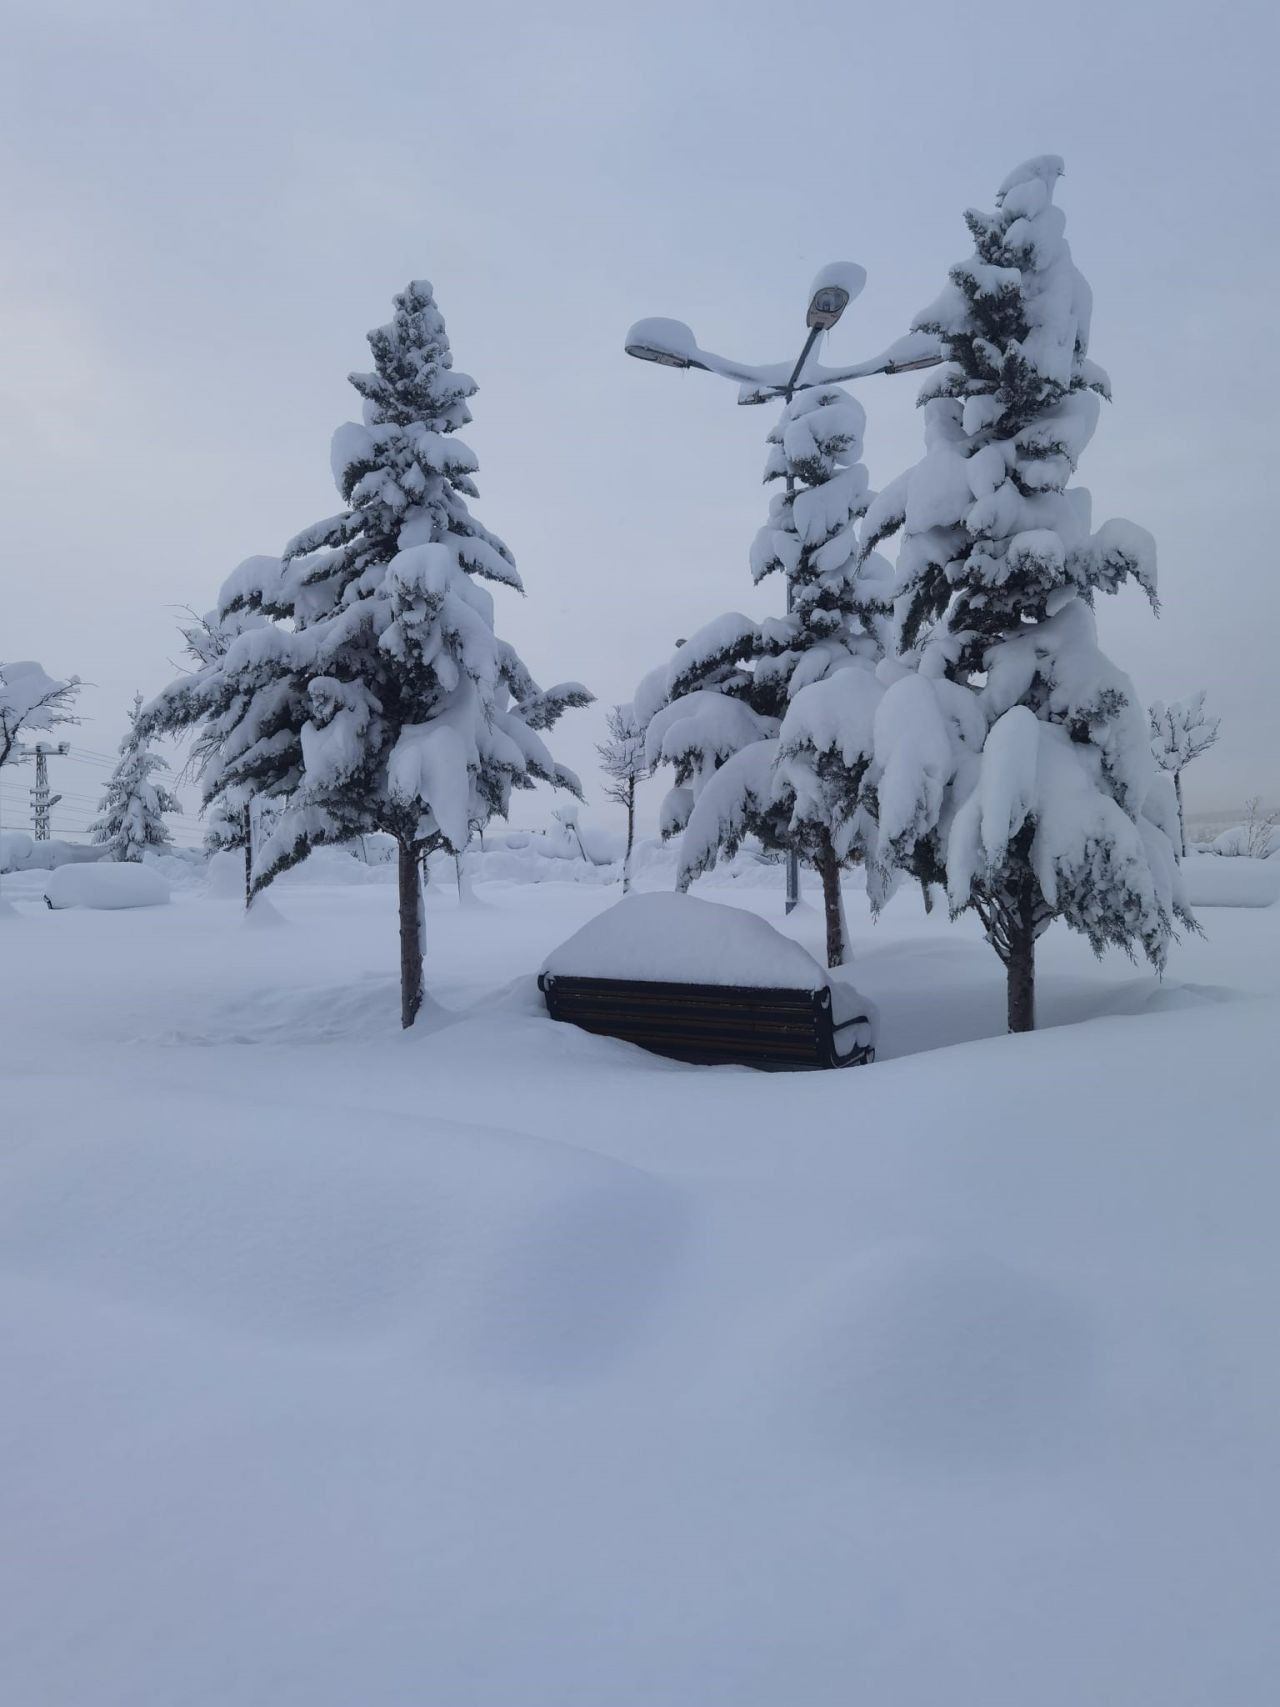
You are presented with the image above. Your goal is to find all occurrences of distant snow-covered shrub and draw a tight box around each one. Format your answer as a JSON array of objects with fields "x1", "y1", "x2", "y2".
[
  {"x1": 1209, "y1": 799, "x2": 1278, "y2": 859},
  {"x1": 1, "y1": 833, "x2": 103, "y2": 875}
]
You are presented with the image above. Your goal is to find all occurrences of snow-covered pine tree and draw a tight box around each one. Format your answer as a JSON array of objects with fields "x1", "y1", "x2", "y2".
[
  {"x1": 1149, "y1": 691, "x2": 1220, "y2": 854},
  {"x1": 863, "y1": 156, "x2": 1188, "y2": 1031},
  {"x1": 141, "y1": 584, "x2": 281, "y2": 909},
  {"x1": 772, "y1": 667, "x2": 884, "y2": 965},
  {"x1": 219, "y1": 282, "x2": 591, "y2": 1026},
  {"x1": 641, "y1": 381, "x2": 891, "y2": 962},
  {"x1": 92, "y1": 693, "x2": 181, "y2": 861},
  {"x1": 596, "y1": 702, "x2": 647, "y2": 891}
]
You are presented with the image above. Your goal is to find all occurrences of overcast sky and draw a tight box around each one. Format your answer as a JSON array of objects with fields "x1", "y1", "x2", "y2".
[{"x1": 2, "y1": 0, "x2": 1275, "y2": 841}]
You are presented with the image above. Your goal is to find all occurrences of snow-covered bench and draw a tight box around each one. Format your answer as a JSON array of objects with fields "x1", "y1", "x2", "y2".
[{"x1": 538, "y1": 893, "x2": 875, "y2": 1071}]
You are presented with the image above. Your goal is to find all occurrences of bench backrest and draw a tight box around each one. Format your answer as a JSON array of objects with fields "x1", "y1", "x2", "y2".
[{"x1": 538, "y1": 973, "x2": 865, "y2": 1070}]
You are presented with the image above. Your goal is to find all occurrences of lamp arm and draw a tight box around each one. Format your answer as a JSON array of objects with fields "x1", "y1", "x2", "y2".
[
  {"x1": 812, "y1": 329, "x2": 944, "y2": 384},
  {"x1": 736, "y1": 331, "x2": 945, "y2": 402},
  {"x1": 680, "y1": 345, "x2": 801, "y2": 388}
]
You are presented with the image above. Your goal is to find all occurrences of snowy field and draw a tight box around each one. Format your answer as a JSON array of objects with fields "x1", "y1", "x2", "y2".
[{"x1": 2, "y1": 858, "x2": 1278, "y2": 1706}]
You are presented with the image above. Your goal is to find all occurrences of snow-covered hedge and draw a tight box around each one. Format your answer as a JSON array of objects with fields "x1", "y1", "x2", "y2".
[
  {"x1": 1180, "y1": 855, "x2": 1279, "y2": 909},
  {"x1": 0, "y1": 833, "x2": 103, "y2": 875}
]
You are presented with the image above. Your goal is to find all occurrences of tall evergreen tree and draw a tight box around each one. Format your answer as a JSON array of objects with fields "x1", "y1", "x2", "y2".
[
  {"x1": 641, "y1": 382, "x2": 891, "y2": 960},
  {"x1": 864, "y1": 156, "x2": 1188, "y2": 1031},
  {"x1": 218, "y1": 282, "x2": 590, "y2": 1025},
  {"x1": 92, "y1": 693, "x2": 181, "y2": 861},
  {"x1": 596, "y1": 703, "x2": 647, "y2": 892},
  {"x1": 772, "y1": 667, "x2": 884, "y2": 966}
]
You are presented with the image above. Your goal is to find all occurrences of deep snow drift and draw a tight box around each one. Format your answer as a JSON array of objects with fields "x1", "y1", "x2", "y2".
[{"x1": 1, "y1": 857, "x2": 1277, "y2": 1706}]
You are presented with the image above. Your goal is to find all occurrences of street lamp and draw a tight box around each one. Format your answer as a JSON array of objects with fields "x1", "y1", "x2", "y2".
[
  {"x1": 625, "y1": 263, "x2": 942, "y2": 915},
  {"x1": 623, "y1": 318, "x2": 707, "y2": 370}
]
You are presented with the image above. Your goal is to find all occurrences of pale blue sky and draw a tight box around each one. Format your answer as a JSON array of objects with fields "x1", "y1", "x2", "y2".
[{"x1": 2, "y1": 0, "x2": 1275, "y2": 835}]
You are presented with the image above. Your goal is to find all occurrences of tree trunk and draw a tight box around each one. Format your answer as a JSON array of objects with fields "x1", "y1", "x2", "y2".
[
  {"x1": 1174, "y1": 769, "x2": 1185, "y2": 858},
  {"x1": 920, "y1": 878, "x2": 934, "y2": 915},
  {"x1": 1005, "y1": 898, "x2": 1036, "y2": 1034},
  {"x1": 242, "y1": 806, "x2": 252, "y2": 911},
  {"x1": 623, "y1": 779, "x2": 635, "y2": 894},
  {"x1": 398, "y1": 840, "x2": 425, "y2": 1029},
  {"x1": 817, "y1": 841, "x2": 846, "y2": 969}
]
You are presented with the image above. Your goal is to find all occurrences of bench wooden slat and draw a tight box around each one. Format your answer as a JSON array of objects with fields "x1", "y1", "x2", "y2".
[{"x1": 538, "y1": 973, "x2": 873, "y2": 1071}]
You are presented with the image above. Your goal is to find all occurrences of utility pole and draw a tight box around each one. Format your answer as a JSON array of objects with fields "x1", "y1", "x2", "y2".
[
  {"x1": 625, "y1": 274, "x2": 939, "y2": 913},
  {"x1": 27, "y1": 741, "x2": 69, "y2": 839}
]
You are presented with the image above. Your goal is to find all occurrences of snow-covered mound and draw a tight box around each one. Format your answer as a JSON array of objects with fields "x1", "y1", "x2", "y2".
[
  {"x1": 206, "y1": 848, "x2": 246, "y2": 898},
  {"x1": 0, "y1": 1098, "x2": 681, "y2": 1369},
  {"x1": 45, "y1": 862, "x2": 170, "y2": 910},
  {"x1": 144, "y1": 851, "x2": 207, "y2": 890},
  {"x1": 273, "y1": 846, "x2": 391, "y2": 887},
  {"x1": 543, "y1": 891, "x2": 829, "y2": 989},
  {"x1": 1181, "y1": 854, "x2": 1279, "y2": 908}
]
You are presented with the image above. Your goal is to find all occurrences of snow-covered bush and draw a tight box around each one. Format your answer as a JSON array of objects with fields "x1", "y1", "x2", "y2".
[
  {"x1": 1149, "y1": 691, "x2": 1220, "y2": 855},
  {"x1": 1210, "y1": 798, "x2": 1279, "y2": 859},
  {"x1": 91, "y1": 694, "x2": 181, "y2": 862},
  {"x1": 863, "y1": 156, "x2": 1188, "y2": 1031},
  {"x1": 209, "y1": 282, "x2": 591, "y2": 1025}
]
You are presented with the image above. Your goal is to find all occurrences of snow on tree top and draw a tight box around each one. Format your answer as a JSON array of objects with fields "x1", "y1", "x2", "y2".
[{"x1": 996, "y1": 155, "x2": 1065, "y2": 205}]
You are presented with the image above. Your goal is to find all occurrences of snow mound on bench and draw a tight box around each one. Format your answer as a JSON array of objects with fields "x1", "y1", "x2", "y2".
[
  {"x1": 542, "y1": 891, "x2": 828, "y2": 989},
  {"x1": 45, "y1": 862, "x2": 170, "y2": 910}
]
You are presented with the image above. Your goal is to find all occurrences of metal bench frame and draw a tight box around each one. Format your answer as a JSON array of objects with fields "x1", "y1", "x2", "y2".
[{"x1": 537, "y1": 972, "x2": 873, "y2": 1071}]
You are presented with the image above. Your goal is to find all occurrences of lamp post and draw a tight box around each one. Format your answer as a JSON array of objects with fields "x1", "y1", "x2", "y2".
[
  {"x1": 625, "y1": 267, "x2": 940, "y2": 914},
  {"x1": 27, "y1": 741, "x2": 69, "y2": 840}
]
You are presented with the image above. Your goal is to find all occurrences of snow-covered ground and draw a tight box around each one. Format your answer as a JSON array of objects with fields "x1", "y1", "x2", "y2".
[{"x1": 1, "y1": 858, "x2": 1277, "y2": 1706}]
